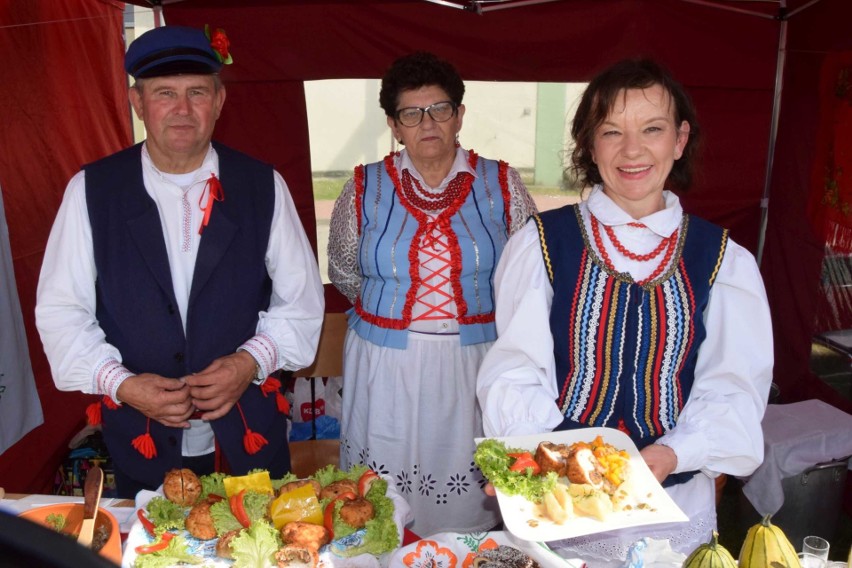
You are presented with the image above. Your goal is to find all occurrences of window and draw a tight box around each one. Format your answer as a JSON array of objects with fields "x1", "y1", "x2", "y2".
[{"x1": 306, "y1": 79, "x2": 588, "y2": 283}]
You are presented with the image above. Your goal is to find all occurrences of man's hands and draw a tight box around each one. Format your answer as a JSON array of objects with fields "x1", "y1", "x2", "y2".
[
  {"x1": 183, "y1": 351, "x2": 257, "y2": 421},
  {"x1": 116, "y1": 352, "x2": 258, "y2": 426},
  {"x1": 115, "y1": 374, "x2": 194, "y2": 428}
]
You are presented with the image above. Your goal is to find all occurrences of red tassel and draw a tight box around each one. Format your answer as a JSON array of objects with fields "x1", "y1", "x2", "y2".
[
  {"x1": 86, "y1": 402, "x2": 102, "y2": 426},
  {"x1": 131, "y1": 419, "x2": 157, "y2": 459},
  {"x1": 275, "y1": 392, "x2": 290, "y2": 414},
  {"x1": 243, "y1": 429, "x2": 268, "y2": 455},
  {"x1": 236, "y1": 402, "x2": 268, "y2": 454},
  {"x1": 103, "y1": 396, "x2": 119, "y2": 410},
  {"x1": 259, "y1": 377, "x2": 289, "y2": 414},
  {"x1": 260, "y1": 376, "x2": 280, "y2": 396}
]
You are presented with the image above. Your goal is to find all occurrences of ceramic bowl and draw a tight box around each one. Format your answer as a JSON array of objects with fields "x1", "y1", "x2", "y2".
[{"x1": 18, "y1": 503, "x2": 122, "y2": 565}]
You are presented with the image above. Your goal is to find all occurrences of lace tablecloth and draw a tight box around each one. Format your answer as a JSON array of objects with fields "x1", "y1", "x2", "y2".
[{"x1": 741, "y1": 400, "x2": 852, "y2": 515}]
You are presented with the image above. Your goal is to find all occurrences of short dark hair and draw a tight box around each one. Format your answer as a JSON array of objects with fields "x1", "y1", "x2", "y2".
[
  {"x1": 379, "y1": 52, "x2": 465, "y2": 118},
  {"x1": 570, "y1": 58, "x2": 701, "y2": 191}
]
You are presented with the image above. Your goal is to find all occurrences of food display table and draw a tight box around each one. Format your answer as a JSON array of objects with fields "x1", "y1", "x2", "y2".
[
  {"x1": 741, "y1": 399, "x2": 852, "y2": 515},
  {"x1": 0, "y1": 493, "x2": 137, "y2": 534}
]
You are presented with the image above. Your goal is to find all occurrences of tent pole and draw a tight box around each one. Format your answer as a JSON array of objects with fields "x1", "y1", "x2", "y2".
[
  {"x1": 755, "y1": 10, "x2": 788, "y2": 266},
  {"x1": 153, "y1": 3, "x2": 163, "y2": 28}
]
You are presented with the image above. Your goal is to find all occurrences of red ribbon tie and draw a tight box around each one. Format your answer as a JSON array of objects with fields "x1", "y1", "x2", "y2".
[{"x1": 198, "y1": 173, "x2": 224, "y2": 235}]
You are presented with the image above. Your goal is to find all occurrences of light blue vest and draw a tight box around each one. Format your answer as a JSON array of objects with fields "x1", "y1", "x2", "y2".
[{"x1": 349, "y1": 152, "x2": 512, "y2": 348}]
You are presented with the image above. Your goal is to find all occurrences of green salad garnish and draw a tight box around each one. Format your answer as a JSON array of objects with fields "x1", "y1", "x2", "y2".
[{"x1": 474, "y1": 438, "x2": 556, "y2": 503}]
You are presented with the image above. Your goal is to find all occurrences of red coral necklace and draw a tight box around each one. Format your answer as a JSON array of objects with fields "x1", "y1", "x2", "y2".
[
  {"x1": 399, "y1": 168, "x2": 471, "y2": 211},
  {"x1": 591, "y1": 215, "x2": 678, "y2": 285}
]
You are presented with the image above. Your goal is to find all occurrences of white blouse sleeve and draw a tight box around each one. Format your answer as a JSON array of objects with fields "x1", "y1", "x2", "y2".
[
  {"x1": 35, "y1": 171, "x2": 130, "y2": 398},
  {"x1": 656, "y1": 238, "x2": 773, "y2": 478},
  {"x1": 327, "y1": 177, "x2": 361, "y2": 304},
  {"x1": 240, "y1": 171, "x2": 325, "y2": 375},
  {"x1": 506, "y1": 166, "x2": 538, "y2": 236},
  {"x1": 477, "y1": 220, "x2": 565, "y2": 437}
]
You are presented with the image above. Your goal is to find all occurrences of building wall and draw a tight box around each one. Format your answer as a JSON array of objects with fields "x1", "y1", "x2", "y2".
[{"x1": 305, "y1": 79, "x2": 587, "y2": 176}]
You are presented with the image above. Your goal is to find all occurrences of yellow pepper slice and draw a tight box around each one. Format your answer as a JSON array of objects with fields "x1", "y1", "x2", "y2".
[
  {"x1": 269, "y1": 483, "x2": 323, "y2": 528},
  {"x1": 222, "y1": 470, "x2": 274, "y2": 497}
]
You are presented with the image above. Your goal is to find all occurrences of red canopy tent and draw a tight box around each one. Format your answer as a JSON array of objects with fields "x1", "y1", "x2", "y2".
[{"x1": 1, "y1": 0, "x2": 849, "y2": 493}]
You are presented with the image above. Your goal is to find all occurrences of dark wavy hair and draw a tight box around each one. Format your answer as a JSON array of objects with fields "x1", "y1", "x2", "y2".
[
  {"x1": 379, "y1": 52, "x2": 465, "y2": 118},
  {"x1": 570, "y1": 58, "x2": 701, "y2": 192}
]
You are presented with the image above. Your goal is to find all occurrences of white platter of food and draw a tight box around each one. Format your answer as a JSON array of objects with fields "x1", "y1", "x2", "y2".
[
  {"x1": 121, "y1": 465, "x2": 411, "y2": 568},
  {"x1": 475, "y1": 427, "x2": 688, "y2": 542}
]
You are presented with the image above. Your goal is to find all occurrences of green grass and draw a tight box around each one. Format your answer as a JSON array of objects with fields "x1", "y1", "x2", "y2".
[{"x1": 311, "y1": 175, "x2": 578, "y2": 201}]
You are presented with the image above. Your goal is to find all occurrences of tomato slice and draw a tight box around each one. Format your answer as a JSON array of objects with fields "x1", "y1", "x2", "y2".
[
  {"x1": 135, "y1": 532, "x2": 174, "y2": 554},
  {"x1": 357, "y1": 470, "x2": 379, "y2": 497},
  {"x1": 322, "y1": 491, "x2": 357, "y2": 540},
  {"x1": 509, "y1": 455, "x2": 541, "y2": 475},
  {"x1": 137, "y1": 508, "x2": 156, "y2": 537},
  {"x1": 229, "y1": 489, "x2": 251, "y2": 528}
]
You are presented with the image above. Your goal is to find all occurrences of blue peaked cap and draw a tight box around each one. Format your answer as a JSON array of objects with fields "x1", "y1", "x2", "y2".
[{"x1": 125, "y1": 26, "x2": 222, "y2": 79}]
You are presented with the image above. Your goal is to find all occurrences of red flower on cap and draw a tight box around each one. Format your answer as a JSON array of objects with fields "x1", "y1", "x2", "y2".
[{"x1": 204, "y1": 25, "x2": 233, "y2": 65}]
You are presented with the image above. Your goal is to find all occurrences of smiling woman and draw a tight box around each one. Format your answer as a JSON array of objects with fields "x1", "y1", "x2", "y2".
[{"x1": 476, "y1": 58, "x2": 773, "y2": 563}]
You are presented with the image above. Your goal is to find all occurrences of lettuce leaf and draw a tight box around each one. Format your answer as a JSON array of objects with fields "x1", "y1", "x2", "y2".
[
  {"x1": 328, "y1": 477, "x2": 399, "y2": 557},
  {"x1": 133, "y1": 534, "x2": 201, "y2": 567},
  {"x1": 210, "y1": 497, "x2": 241, "y2": 534},
  {"x1": 199, "y1": 472, "x2": 228, "y2": 500},
  {"x1": 145, "y1": 496, "x2": 185, "y2": 531},
  {"x1": 474, "y1": 438, "x2": 556, "y2": 503},
  {"x1": 229, "y1": 519, "x2": 281, "y2": 568}
]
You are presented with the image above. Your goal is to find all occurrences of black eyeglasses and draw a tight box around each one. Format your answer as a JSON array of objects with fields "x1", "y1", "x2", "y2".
[{"x1": 394, "y1": 101, "x2": 458, "y2": 127}]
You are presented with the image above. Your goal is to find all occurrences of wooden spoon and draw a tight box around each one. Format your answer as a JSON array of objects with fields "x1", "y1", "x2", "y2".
[{"x1": 77, "y1": 465, "x2": 103, "y2": 548}]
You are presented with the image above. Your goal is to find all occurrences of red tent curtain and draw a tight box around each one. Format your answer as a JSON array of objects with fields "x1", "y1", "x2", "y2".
[
  {"x1": 164, "y1": 0, "x2": 777, "y2": 251},
  {"x1": 808, "y1": 52, "x2": 852, "y2": 257},
  {"x1": 762, "y1": 0, "x2": 852, "y2": 413},
  {"x1": 0, "y1": 0, "x2": 131, "y2": 492}
]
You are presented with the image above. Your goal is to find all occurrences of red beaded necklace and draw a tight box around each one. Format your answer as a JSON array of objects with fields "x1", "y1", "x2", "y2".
[
  {"x1": 591, "y1": 215, "x2": 679, "y2": 285},
  {"x1": 399, "y1": 168, "x2": 472, "y2": 211},
  {"x1": 603, "y1": 222, "x2": 671, "y2": 261},
  {"x1": 386, "y1": 150, "x2": 478, "y2": 213}
]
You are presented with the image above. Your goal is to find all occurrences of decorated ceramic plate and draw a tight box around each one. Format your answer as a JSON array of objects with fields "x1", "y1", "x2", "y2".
[{"x1": 475, "y1": 427, "x2": 688, "y2": 542}]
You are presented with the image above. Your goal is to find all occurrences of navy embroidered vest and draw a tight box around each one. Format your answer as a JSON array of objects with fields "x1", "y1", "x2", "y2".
[
  {"x1": 85, "y1": 142, "x2": 286, "y2": 487},
  {"x1": 534, "y1": 205, "x2": 727, "y2": 453}
]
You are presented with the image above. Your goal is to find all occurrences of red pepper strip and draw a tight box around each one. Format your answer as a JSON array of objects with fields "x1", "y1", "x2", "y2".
[
  {"x1": 135, "y1": 532, "x2": 175, "y2": 554},
  {"x1": 137, "y1": 508, "x2": 156, "y2": 537},
  {"x1": 357, "y1": 470, "x2": 379, "y2": 497},
  {"x1": 206, "y1": 493, "x2": 224, "y2": 503},
  {"x1": 323, "y1": 491, "x2": 357, "y2": 540},
  {"x1": 509, "y1": 455, "x2": 541, "y2": 475},
  {"x1": 229, "y1": 488, "x2": 251, "y2": 528},
  {"x1": 507, "y1": 452, "x2": 533, "y2": 459}
]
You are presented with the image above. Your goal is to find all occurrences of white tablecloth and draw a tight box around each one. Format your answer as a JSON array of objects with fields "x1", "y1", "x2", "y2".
[{"x1": 741, "y1": 400, "x2": 852, "y2": 515}]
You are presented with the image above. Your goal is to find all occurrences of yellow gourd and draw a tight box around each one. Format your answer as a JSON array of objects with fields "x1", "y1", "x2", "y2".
[
  {"x1": 682, "y1": 531, "x2": 737, "y2": 568},
  {"x1": 738, "y1": 514, "x2": 799, "y2": 568}
]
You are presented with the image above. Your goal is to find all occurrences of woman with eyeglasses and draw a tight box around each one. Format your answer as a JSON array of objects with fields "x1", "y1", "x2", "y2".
[{"x1": 328, "y1": 51, "x2": 536, "y2": 536}]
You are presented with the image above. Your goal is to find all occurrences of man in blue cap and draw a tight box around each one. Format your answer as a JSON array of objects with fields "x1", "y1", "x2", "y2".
[{"x1": 36, "y1": 25, "x2": 325, "y2": 496}]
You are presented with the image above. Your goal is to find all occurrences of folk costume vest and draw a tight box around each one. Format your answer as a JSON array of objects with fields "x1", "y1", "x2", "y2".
[
  {"x1": 534, "y1": 205, "x2": 728, "y2": 482},
  {"x1": 349, "y1": 151, "x2": 512, "y2": 349},
  {"x1": 85, "y1": 142, "x2": 287, "y2": 488}
]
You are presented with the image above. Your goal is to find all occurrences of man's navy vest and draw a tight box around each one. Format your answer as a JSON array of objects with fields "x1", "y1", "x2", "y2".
[{"x1": 85, "y1": 142, "x2": 287, "y2": 487}]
